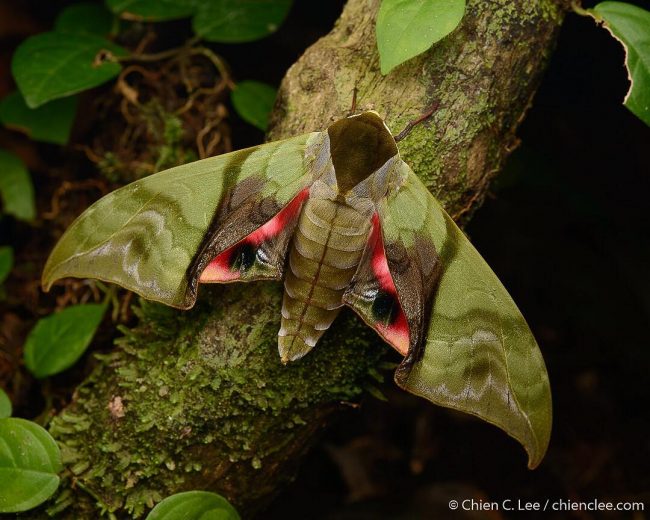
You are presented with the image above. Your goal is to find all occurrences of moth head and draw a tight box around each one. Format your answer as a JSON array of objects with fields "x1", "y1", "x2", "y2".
[{"x1": 326, "y1": 111, "x2": 399, "y2": 195}]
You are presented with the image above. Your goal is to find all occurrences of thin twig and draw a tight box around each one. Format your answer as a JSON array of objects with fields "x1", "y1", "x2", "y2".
[
  {"x1": 571, "y1": 1, "x2": 592, "y2": 18},
  {"x1": 192, "y1": 47, "x2": 235, "y2": 90},
  {"x1": 117, "y1": 36, "x2": 200, "y2": 63}
]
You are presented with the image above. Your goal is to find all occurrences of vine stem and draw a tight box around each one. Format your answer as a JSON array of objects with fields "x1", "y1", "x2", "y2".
[
  {"x1": 116, "y1": 36, "x2": 201, "y2": 63},
  {"x1": 571, "y1": 1, "x2": 594, "y2": 18},
  {"x1": 115, "y1": 40, "x2": 235, "y2": 92}
]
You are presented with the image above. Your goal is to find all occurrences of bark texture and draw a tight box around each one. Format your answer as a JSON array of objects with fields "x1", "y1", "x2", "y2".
[{"x1": 33, "y1": 0, "x2": 566, "y2": 518}]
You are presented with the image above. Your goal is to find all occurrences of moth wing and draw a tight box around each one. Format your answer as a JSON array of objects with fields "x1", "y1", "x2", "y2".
[
  {"x1": 43, "y1": 132, "x2": 321, "y2": 308},
  {"x1": 356, "y1": 162, "x2": 552, "y2": 469}
]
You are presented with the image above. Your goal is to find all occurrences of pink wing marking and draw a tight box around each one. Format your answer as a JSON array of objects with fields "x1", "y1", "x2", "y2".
[
  {"x1": 200, "y1": 189, "x2": 309, "y2": 283},
  {"x1": 368, "y1": 214, "x2": 410, "y2": 356}
]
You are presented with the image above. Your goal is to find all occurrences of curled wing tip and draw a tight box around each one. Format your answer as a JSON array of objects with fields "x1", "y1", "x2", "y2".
[
  {"x1": 41, "y1": 268, "x2": 52, "y2": 291},
  {"x1": 394, "y1": 360, "x2": 552, "y2": 470},
  {"x1": 524, "y1": 420, "x2": 551, "y2": 469},
  {"x1": 40, "y1": 261, "x2": 196, "y2": 311},
  {"x1": 528, "y1": 391, "x2": 553, "y2": 469},
  {"x1": 41, "y1": 259, "x2": 63, "y2": 292},
  {"x1": 41, "y1": 279, "x2": 53, "y2": 292},
  {"x1": 511, "y1": 422, "x2": 552, "y2": 468},
  {"x1": 526, "y1": 449, "x2": 545, "y2": 470}
]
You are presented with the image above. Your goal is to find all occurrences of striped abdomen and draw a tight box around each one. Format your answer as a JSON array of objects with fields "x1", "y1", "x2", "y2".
[{"x1": 278, "y1": 198, "x2": 371, "y2": 362}]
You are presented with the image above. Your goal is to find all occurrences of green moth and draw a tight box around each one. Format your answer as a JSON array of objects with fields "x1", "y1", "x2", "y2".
[{"x1": 43, "y1": 111, "x2": 551, "y2": 468}]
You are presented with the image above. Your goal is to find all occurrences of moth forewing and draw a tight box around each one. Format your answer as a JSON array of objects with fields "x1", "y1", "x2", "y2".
[{"x1": 387, "y1": 167, "x2": 552, "y2": 469}]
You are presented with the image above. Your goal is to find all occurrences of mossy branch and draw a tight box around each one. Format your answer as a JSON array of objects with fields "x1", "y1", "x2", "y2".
[{"x1": 32, "y1": 0, "x2": 566, "y2": 518}]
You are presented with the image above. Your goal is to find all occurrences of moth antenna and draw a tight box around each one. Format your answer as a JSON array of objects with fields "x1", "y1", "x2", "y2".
[
  {"x1": 393, "y1": 102, "x2": 440, "y2": 143},
  {"x1": 348, "y1": 84, "x2": 359, "y2": 116}
]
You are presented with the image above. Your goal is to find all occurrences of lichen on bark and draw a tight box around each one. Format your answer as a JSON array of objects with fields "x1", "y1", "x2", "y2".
[
  {"x1": 30, "y1": 0, "x2": 567, "y2": 517},
  {"x1": 44, "y1": 286, "x2": 384, "y2": 518}
]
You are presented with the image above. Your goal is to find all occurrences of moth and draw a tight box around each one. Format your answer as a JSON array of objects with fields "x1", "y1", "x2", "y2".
[{"x1": 43, "y1": 111, "x2": 551, "y2": 468}]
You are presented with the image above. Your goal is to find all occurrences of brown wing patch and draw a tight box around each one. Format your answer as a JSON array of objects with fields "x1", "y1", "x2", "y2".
[{"x1": 387, "y1": 232, "x2": 441, "y2": 375}]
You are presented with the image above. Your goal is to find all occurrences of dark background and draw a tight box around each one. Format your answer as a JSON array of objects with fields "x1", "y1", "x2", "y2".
[{"x1": 1, "y1": 1, "x2": 649, "y2": 518}]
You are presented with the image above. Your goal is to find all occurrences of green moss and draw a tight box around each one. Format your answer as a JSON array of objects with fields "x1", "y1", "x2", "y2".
[{"x1": 48, "y1": 283, "x2": 385, "y2": 517}]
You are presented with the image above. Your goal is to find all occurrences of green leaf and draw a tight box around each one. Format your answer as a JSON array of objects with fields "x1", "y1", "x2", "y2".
[
  {"x1": 376, "y1": 0, "x2": 466, "y2": 74},
  {"x1": 0, "y1": 246, "x2": 13, "y2": 285},
  {"x1": 0, "y1": 418, "x2": 62, "y2": 513},
  {"x1": 24, "y1": 303, "x2": 107, "y2": 378},
  {"x1": 105, "y1": 0, "x2": 195, "y2": 21},
  {"x1": 146, "y1": 491, "x2": 240, "y2": 520},
  {"x1": 0, "y1": 150, "x2": 36, "y2": 222},
  {"x1": 12, "y1": 32, "x2": 126, "y2": 108},
  {"x1": 193, "y1": 0, "x2": 293, "y2": 43},
  {"x1": 0, "y1": 91, "x2": 78, "y2": 145},
  {"x1": 55, "y1": 2, "x2": 115, "y2": 36},
  {"x1": 231, "y1": 81, "x2": 276, "y2": 131},
  {"x1": 0, "y1": 389, "x2": 11, "y2": 418},
  {"x1": 591, "y1": 2, "x2": 650, "y2": 126}
]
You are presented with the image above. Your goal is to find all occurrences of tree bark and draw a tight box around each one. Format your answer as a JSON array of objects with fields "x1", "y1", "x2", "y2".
[{"x1": 36, "y1": 0, "x2": 566, "y2": 518}]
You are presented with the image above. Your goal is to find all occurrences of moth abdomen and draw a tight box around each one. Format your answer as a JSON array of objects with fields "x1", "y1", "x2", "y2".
[
  {"x1": 278, "y1": 198, "x2": 372, "y2": 362},
  {"x1": 288, "y1": 248, "x2": 355, "y2": 291}
]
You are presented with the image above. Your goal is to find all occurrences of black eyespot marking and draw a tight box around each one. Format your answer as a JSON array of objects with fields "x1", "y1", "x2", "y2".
[
  {"x1": 371, "y1": 291, "x2": 399, "y2": 326},
  {"x1": 230, "y1": 242, "x2": 256, "y2": 272}
]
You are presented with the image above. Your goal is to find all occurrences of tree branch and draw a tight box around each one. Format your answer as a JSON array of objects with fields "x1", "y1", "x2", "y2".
[{"x1": 36, "y1": 0, "x2": 566, "y2": 518}]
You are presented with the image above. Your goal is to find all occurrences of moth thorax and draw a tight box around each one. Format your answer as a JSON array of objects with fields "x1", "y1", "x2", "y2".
[{"x1": 327, "y1": 112, "x2": 398, "y2": 193}]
